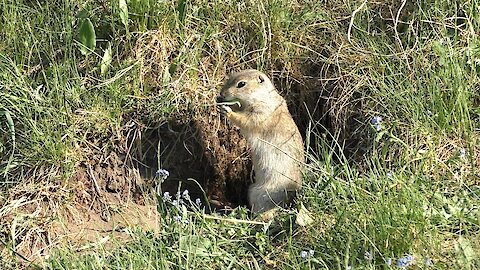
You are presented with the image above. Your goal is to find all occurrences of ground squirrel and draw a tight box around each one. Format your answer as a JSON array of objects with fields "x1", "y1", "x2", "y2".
[{"x1": 216, "y1": 69, "x2": 304, "y2": 213}]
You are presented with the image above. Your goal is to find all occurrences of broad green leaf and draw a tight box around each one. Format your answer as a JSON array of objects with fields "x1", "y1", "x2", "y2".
[
  {"x1": 296, "y1": 202, "x2": 314, "y2": 226},
  {"x1": 119, "y1": 0, "x2": 129, "y2": 28},
  {"x1": 78, "y1": 18, "x2": 96, "y2": 55},
  {"x1": 101, "y1": 43, "x2": 112, "y2": 75}
]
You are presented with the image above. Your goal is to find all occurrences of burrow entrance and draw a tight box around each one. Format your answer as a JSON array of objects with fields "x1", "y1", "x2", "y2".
[{"x1": 122, "y1": 72, "x2": 335, "y2": 211}]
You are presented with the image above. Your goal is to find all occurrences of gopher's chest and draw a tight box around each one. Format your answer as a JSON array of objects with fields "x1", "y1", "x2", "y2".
[{"x1": 247, "y1": 133, "x2": 299, "y2": 178}]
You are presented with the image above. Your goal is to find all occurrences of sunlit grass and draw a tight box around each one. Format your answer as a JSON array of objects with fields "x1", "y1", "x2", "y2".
[{"x1": 1, "y1": 0, "x2": 479, "y2": 269}]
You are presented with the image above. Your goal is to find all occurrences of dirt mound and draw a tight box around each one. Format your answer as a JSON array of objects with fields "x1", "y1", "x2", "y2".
[{"x1": 68, "y1": 115, "x2": 252, "y2": 214}]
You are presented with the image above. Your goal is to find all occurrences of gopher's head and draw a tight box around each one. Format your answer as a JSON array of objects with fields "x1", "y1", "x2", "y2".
[{"x1": 216, "y1": 70, "x2": 281, "y2": 113}]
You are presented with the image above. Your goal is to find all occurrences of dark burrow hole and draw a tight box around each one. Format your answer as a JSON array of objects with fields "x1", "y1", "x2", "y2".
[{"x1": 135, "y1": 119, "x2": 252, "y2": 212}]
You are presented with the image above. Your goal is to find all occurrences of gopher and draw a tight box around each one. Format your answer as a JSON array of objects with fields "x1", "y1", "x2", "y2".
[{"x1": 216, "y1": 69, "x2": 304, "y2": 213}]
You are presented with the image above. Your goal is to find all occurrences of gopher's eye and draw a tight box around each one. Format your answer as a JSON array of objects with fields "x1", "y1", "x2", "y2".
[{"x1": 236, "y1": 81, "x2": 246, "y2": 88}]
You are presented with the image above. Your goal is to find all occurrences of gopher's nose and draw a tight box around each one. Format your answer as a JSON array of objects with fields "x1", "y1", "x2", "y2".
[{"x1": 216, "y1": 96, "x2": 225, "y2": 103}]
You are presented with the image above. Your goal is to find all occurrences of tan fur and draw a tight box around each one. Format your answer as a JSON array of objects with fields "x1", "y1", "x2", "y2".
[{"x1": 217, "y1": 69, "x2": 304, "y2": 213}]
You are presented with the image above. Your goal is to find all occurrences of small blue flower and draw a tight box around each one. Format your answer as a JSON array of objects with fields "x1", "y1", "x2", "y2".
[
  {"x1": 424, "y1": 257, "x2": 433, "y2": 267},
  {"x1": 300, "y1": 250, "x2": 308, "y2": 260},
  {"x1": 386, "y1": 258, "x2": 392, "y2": 266},
  {"x1": 173, "y1": 215, "x2": 182, "y2": 222},
  {"x1": 182, "y1": 189, "x2": 190, "y2": 200},
  {"x1": 364, "y1": 251, "x2": 372, "y2": 261},
  {"x1": 300, "y1": 250, "x2": 314, "y2": 260},
  {"x1": 396, "y1": 260, "x2": 407, "y2": 268},
  {"x1": 397, "y1": 254, "x2": 414, "y2": 268},
  {"x1": 183, "y1": 219, "x2": 190, "y2": 225},
  {"x1": 195, "y1": 198, "x2": 202, "y2": 206},
  {"x1": 371, "y1": 116, "x2": 383, "y2": 125},
  {"x1": 459, "y1": 148, "x2": 466, "y2": 158},
  {"x1": 371, "y1": 116, "x2": 383, "y2": 131},
  {"x1": 387, "y1": 172, "x2": 393, "y2": 178},
  {"x1": 162, "y1": 192, "x2": 172, "y2": 202},
  {"x1": 156, "y1": 169, "x2": 170, "y2": 181}
]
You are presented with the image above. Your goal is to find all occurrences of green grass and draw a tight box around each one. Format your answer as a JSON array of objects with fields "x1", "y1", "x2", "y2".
[{"x1": 1, "y1": 0, "x2": 479, "y2": 269}]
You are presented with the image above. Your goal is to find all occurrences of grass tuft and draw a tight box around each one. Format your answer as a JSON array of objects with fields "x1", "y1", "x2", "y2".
[{"x1": 0, "y1": 0, "x2": 479, "y2": 269}]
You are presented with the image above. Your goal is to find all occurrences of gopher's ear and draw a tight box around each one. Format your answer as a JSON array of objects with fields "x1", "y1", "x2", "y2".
[{"x1": 258, "y1": 75, "x2": 265, "y2": 83}]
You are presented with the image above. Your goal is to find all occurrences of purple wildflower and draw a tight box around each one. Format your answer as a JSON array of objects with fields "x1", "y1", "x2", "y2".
[
  {"x1": 162, "y1": 192, "x2": 172, "y2": 202},
  {"x1": 364, "y1": 251, "x2": 372, "y2": 261},
  {"x1": 371, "y1": 116, "x2": 383, "y2": 125},
  {"x1": 182, "y1": 189, "x2": 190, "y2": 200},
  {"x1": 156, "y1": 169, "x2": 170, "y2": 181},
  {"x1": 371, "y1": 116, "x2": 383, "y2": 131},
  {"x1": 396, "y1": 254, "x2": 414, "y2": 268},
  {"x1": 300, "y1": 249, "x2": 315, "y2": 260},
  {"x1": 300, "y1": 250, "x2": 308, "y2": 260}
]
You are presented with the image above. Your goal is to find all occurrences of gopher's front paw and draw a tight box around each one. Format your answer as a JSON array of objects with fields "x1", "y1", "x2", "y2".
[{"x1": 218, "y1": 105, "x2": 233, "y2": 117}]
